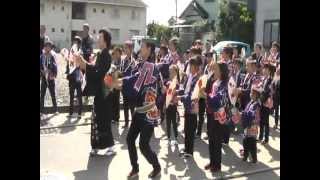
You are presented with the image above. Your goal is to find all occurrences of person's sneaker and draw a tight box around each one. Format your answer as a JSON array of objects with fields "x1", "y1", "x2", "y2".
[
  {"x1": 90, "y1": 149, "x2": 98, "y2": 156},
  {"x1": 77, "y1": 114, "x2": 82, "y2": 119},
  {"x1": 262, "y1": 140, "x2": 268, "y2": 145},
  {"x1": 204, "y1": 163, "x2": 212, "y2": 170},
  {"x1": 127, "y1": 169, "x2": 139, "y2": 178},
  {"x1": 54, "y1": 111, "x2": 59, "y2": 115},
  {"x1": 203, "y1": 136, "x2": 209, "y2": 140},
  {"x1": 148, "y1": 166, "x2": 161, "y2": 178}
]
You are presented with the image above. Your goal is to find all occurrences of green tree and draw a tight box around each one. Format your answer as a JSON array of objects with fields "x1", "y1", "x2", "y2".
[
  {"x1": 216, "y1": 0, "x2": 254, "y2": 45},
  {"x1": 147, "y1": 22, "x2": 173, "y2": 44}
]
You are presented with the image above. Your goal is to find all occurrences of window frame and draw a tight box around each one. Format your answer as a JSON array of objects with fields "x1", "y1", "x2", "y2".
[{"x1": 72, "y1": 2, "x2": 86, "y2": 20}]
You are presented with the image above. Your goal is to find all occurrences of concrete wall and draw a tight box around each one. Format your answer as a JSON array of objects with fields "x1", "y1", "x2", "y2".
[
  {"x1": 40, "y1": 0, "x2": 146, "y2": 49},
  {"x1": 255, "y1": 0, "x2": 280, "y2": 43}
]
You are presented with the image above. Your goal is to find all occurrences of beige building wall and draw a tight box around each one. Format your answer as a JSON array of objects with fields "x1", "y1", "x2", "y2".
[{"x1": 40, "y1": 0, "x2": 146, "y2": 49}]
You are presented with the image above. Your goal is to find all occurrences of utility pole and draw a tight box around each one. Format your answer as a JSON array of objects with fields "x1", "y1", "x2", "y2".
[{"x1": 176, "y1": 0, "x2": 179, "y2": 36}]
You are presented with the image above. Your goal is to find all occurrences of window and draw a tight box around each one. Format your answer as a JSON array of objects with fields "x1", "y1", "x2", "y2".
[
  {"x1": 93, "y1": 8, "x2": 96, "y2": 13},
  {"x1": 110, "y1": 28, "x2": 120, "y2": 41},
  {"x1": 61, "y1": 6, "x2": 64, "y2": 11},
  {"x1": 52, "y1": 28, "x2": 55, "y2": 32},
  {"x1": 61, "y1": 28, "x2": 64, "y2": 33},
  {"x1": 129, "y1": 30, "x2": 139, "y2": 38},
  {"x1": 112, "y1": 8, "x2": 120, "y2": 18},
  {"x1": 72, "y1": 2, "x2": 86, "y2": 20},
  {"x1": 102, "y1": 9, "x2": 105, "y2": 13},
  {"x1": 263, "y1": 20, "x2": 280, "y2": 49}
]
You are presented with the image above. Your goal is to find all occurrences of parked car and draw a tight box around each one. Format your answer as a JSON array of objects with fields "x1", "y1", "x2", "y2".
[{"x1": 213, "y1": 41, "x2": 251, "y2": 58}]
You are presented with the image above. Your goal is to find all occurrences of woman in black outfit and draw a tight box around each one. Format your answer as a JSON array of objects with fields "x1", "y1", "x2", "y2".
[{"x1": 76, "y1": 29, "x2": 116, "y2": 156}]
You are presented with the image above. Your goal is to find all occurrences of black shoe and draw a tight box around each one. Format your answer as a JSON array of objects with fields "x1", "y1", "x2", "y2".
[
  {"x1": 127, "y1": 168, "x2": 139, "y2": 178},
  {"x1": 148, "y1": 166, "x2": 161, "y2": 178}
]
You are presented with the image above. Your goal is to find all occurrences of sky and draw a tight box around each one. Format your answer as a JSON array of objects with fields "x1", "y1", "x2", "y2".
[{"x1": 142, "y1": 0, "x2": 193, "y2": 25}]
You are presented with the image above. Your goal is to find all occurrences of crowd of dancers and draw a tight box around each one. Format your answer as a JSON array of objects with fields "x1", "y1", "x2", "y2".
[{"x1": 40, "y1": 23, "x2": 280, "y2": 178}]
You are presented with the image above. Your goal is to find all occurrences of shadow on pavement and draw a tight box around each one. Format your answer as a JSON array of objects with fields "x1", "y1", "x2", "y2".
[
  {"x1": 217, "y1": 140, "x2": 279, "y2": 179},
  {"x1": 59, "y1": 116, "x2": 81, "y2": 134},
  {"x1": 161, "y1": 144, "x2": 186, "y2": 175},
  {"x1": 263, "y1": 143, "x2": 280, "y2": 163},
  {"x1": 73, "y1": 155, "x2": 115, "y2": 180},
  {"x1": 178, "y1": 158, "x2": 207, "y2": 179}
]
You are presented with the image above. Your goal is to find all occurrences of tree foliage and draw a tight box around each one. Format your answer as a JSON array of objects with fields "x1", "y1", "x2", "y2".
[
  {"x1": 216, "y1": 0, "x2": 254, "y2": 45},
  {"x1": 147, "y1": 22, "x2": 174, "y2": 44}
]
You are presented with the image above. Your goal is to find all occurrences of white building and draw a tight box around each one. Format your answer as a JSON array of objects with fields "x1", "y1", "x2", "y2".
[
  {"x1": 40, "y1": 0, "x2": 147, "y2": 49},
  {"x1": 254, "y1": 0, "x2": 280, "y2": 49}
]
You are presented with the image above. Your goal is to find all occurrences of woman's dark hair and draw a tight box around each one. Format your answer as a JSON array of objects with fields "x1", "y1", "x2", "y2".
[
  {"x1": 263, "y1": 64, "x2": 276, "y2": 78},
  {"x1": 251, "y1": 52, "x2": 257, "y2": 60},
  {"x1": 190, "y1": 47, "x2": 202, "y2": 55},
  {"x1": 143, "y1": 39, "x2": 156, "y2": 62},
  {"x1": 160, "y1": 45, "x2": 168, "y2": 56},
  {"x1": 272, "y1": 41, "x2": 280, "y2": 51},
  {"x1": 113, "y1": 46, "x2": 122, "y2": 54},
  {"x1": 217, "y1": 62, "x2": 229, "y2": 83},
  {"x1": 222, "y1": 46, "x2": 233, "y2": 59},
  {"x1": 99, "y1": 28, "x2": 112, "y2": 50},
  {"x1": 254, "y1": 42, "x2": 262, "y2": 50},
  {"x1": 189, "y1": 55, "x2": 202, "y2": 67}
]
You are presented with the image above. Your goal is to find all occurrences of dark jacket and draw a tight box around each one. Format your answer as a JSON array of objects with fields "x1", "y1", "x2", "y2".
[
  {"x1": 40, "y1": 53, "x2": 57, "y2": 80},
  {"x1": 81, "y1": 35, "x2": 94, "y2": 56},
  {"x1": 84, "y1": 48, "x2": 111, "y2": 97}
]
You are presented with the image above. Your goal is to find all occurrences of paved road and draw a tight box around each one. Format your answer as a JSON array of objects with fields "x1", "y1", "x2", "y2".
[{"x1": 40, "y1": 107, "x2": 280, "y2": 180}]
